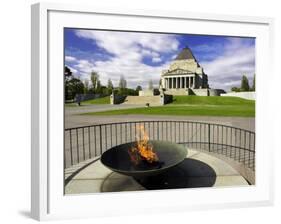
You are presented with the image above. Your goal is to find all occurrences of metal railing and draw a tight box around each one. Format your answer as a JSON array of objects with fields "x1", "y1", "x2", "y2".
[{"x1": 64, "y1": 121, "x2": 255, "y2": 171}]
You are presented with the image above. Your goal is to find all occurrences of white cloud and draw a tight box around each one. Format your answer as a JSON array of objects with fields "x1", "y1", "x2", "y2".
[
  {"x1": 75, "y1": 30, "x2": 179, "y2": 57},
  {"x1": 141, "y1": 49, "x2": 160, "y2": 58},
  {"x1": 72, "y1": 30, "x2": 179, "y2": 88},
  {"x1": 152, "y1": 57, "x2": 162, "y2": 63},
  {"x1": 70, "y1": 30, "x2": 255, "y2": 91},
  {"x1": 193, "y1": 43, "x2": 222, "y2": 53},
  {"x1": 73, "y1": 57, "x2": 171, "y2": 88},
  {"x1": 65, "y1": 56, "x2": 76, "y2": 62},
  {"x1": 201, "y1": 38, "x2": 255, "y2": 91}
]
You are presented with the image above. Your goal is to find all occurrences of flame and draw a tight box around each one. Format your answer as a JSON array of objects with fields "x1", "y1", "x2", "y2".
[{"x1": 128, "y1": 124, "x2": 159, "y2": 165}]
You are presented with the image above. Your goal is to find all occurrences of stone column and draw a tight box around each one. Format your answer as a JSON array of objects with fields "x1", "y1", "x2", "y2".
[
  {"x1": 179, "y1": 76, "x2": 182, "y2": 89},
  {"x1": 168, "y1": 78, "x2": 170, "y2": 89},
  {"x1": 168, "y1": 78, "x2": 171, "y2": 89},
  {"x1": 189, "y1": 77, "x2": 191, "y2": 88}
]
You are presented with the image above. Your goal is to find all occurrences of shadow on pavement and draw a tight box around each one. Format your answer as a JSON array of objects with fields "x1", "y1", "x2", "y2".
[
  {"x1": 101, "y1": 158, "x2": 216, "y2": 192},
  {"x1": 134, "y1": 158, "x2": 217, "y2": 190}
]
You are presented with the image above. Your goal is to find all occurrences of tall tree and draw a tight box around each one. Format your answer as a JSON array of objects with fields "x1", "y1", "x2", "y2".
[
  {"x1": 64, "y1": 66, "x2": 72, "y2": 78},
  {"x1": 104, "y1": 79, "x2": 114, "y2": 95},
  {"x1": 84, "y1": 79, "x2": 89, "y2": 94},
  {"x1": 148, "y1": 79, "x2": 154, "y2": 90},
  {"x1": 252, "y1": 74, "x2": 255, "y2": 91},
  {"x1": 90, "y1": 71, "x2": 99, "y2": 92},
  {"x1": 119, "y1": 75, "x2": 127, "y2": 89},
  {"x1": 64, "y1": 66, "x2": 73, "y2": 100},
  {"x1": 66, "y1": 78, "x2": 85, "y2": 100},
  {"x1": 96, "y1": 80, "x2": 102, "y2": 93},
  {"x1": 107, "y1": 78, "x2": 113, "y2": 89},
  {"x1": 231, "y1": 87, "x2": 240, "y2": 92},
  {"x1": 136, "y1": 85, "x2": 142, "y2": 93},
  {"x1": 240, "y1": 75, "x2": 250, "y2": 91}
]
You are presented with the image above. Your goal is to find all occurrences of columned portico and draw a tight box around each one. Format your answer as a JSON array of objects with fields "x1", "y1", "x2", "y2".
[
  {"x1": 164, "y1": 75, "x2": 196, "y2": 89},
  {"x1": 161, "y1": 47, "x2": 209, "y2": 91}
]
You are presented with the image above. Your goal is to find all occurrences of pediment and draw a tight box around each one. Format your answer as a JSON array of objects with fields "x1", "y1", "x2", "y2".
[{"x1": 163, "y1": 68, "x2": 193, "y2": 75}]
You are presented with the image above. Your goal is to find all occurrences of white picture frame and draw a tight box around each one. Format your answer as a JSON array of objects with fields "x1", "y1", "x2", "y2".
[{"x1": 31, "y1": 2, "x2": 274, "y2": 221}]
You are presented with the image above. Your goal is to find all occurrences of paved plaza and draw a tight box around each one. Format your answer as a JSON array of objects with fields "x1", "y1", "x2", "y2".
[
  {"x1": 64, "y1": 104, "x2": 255, "y2": 192},
  {"x1": 65, "y1": 149, "x2": 249, "y2": 194}
]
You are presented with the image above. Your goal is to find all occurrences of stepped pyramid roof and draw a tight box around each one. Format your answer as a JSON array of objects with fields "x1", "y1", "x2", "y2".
[{"x1": 175, "y1": 46, "x2": 196, "y2": 60}]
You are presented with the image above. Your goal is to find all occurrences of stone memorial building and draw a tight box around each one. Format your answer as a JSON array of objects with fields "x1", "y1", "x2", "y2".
[
  {"x1": 161, "y1": 47, "x2": 209, "y2": 90},
  {"x1": 119, "y1": 46, "x2": 225, "y2": 105}
]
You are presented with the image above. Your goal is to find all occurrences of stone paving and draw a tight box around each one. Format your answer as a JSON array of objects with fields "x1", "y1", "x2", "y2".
[
  {"x1": 65, "y1": 149, "x2": 249, "y2": 195},
  {"x1": 64, "y1": 104, "x2": 254, "y2": 194}
]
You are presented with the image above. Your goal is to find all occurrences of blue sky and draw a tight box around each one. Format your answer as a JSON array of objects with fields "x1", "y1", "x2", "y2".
[{"x1": 64, "y1": 28, "x2": 255, "y2": 91}]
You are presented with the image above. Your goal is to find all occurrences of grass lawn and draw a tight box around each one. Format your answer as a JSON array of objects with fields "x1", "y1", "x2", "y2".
[
  {"x1": 82, "y1": 96, "x2": 110, "y2": 104},
  {"x1": 65, "y1": 96, "x2": 110, "y2": 106},
  {"x1": 171, "y1": 95, "x2": 254, "y2": 105},
  {"x1": 82, "y1": 96, "x2": 255, "y2": 117}
]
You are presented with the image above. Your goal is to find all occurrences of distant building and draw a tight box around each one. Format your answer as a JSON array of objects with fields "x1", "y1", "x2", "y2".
[{"x1": 161, "y1": 47, "x2": 209, "y2": 90}]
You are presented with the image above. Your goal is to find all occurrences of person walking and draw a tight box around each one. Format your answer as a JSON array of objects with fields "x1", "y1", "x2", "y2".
[{"x1": 76, "y1": 94, "x2": 82, "y2": 106}]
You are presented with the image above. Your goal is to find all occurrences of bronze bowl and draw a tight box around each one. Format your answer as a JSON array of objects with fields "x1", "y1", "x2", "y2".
[{"x1": 101, "y1": 140, "x2": 187, "y2": 178}]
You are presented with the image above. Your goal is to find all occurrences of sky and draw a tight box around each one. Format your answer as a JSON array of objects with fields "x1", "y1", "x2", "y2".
[{"x1": 64, "y1": 28, "x2": 255, "y2": 91}]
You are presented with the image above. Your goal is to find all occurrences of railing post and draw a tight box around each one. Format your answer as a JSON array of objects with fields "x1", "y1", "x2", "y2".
[
  {"x1": 99, "y1": 125, "x2": 102, "y2": 155},
  {"x1": 208, "y1": 123, "x2": 211, "y2": 152}
]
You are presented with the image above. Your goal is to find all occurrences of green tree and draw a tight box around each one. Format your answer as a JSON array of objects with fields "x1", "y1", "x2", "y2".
[
  {"x1": 251, "y1": 74, "x2": 255, "y2": 91},
  {"x1": 231, "y1": 87, "x2": 241, "y2": 92},
  {"x1": 64, "y1": 66, "x2": 72, "y2": 78},
  {"x1": 240, "y1": 75, "x2": 250, "y2": 91},
  {"x1": 90, "y1": 71, "x2": 99, "y2": 92},
  {"x1": 119, "y1": 75, "x2": 127, "y2": 89},
  {"x1": 84, "y1": 79, "x2": 89, "y2": 94},
  {"x1": 136, "y1": 85, "x2": 142, "y2": 93},
  {"x1": 66, "y1": 78, "x2": 85, "y2": 100},
  {"x1": 107, "y1": 78, "x2": 114, "y2": 94},
  {"x1": 64, "y1": 66, "x2": 73, "y2": 100},
  {"x1": 148, "y1": 80, "x2": 154, "y2": 90},
  {"x1": 118, "y1": 75, "x2": 127, "y2": 95},
  {"x1": 96, "y1": 80, "x2": 102, "y2": 94},
  {"x1": 124, "y1": 88, "x2": 138, "y2": 96}
]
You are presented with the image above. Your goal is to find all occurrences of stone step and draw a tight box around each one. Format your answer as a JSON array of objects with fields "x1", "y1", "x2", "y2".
[{"x1": 123, "y1": 96, "x2": 161, "y2": 106}]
